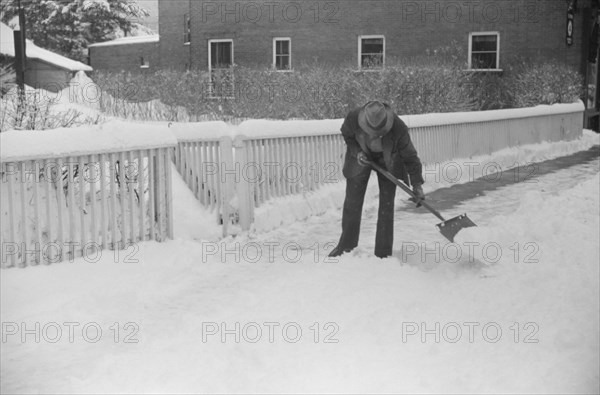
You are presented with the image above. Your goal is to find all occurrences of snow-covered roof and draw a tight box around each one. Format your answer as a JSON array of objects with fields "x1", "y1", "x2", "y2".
[
  {"x1": 87, "y1": 35, "x2": 159, "y2": 47},
  {"x1": 0, "y1": 22, "x2": 92, "y2": 72}
]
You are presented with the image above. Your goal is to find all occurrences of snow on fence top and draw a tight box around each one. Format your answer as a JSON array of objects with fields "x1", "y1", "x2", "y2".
[
  {"x1": 226, "y1": 102, "x2": 583, "y2": 140},
  {"x1": 235, "y1": 119, "x2": 345, "y2": 140},
  {"x1": 166, "y1": 121, "x2": 234, "y2": 141},
  {"x1": 169, "y1": 119, "x2": 346, "y2": 141},
  {"x1": 402, "y1": 101, "x2": 585, "y2": 128},
  {"x1": 1, "y1": 121, "x2": 177, "y2": 162}
]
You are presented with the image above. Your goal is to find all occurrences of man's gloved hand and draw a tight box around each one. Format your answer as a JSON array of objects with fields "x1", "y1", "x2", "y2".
[
  {"x1": 411, "y1": 184, "x2": 425, "y2": 207},
  {"x1": 357, "y1": 151, "x2": 369, "y2": 166}
]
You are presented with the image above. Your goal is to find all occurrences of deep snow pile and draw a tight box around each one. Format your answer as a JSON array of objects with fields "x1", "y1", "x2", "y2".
[{"x1": 1, "y1": 134, "x2": 598, "y2": 393}]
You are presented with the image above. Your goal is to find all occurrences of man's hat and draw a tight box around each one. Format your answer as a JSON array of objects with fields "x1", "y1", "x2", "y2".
[{"x1": 358, "y1": 100, "x2": 394, "y2": 137}]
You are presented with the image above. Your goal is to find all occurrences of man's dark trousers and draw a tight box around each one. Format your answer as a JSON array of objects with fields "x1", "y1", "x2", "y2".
[{"x1": 336, "y1": 154, "x2": 397, "y2": 258}]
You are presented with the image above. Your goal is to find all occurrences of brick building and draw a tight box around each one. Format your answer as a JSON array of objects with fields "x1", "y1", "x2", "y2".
[
  {"x1": 82, "y1": 0, "x2": 600, "y2": 127},
  {"x1": 88, "y1": 35, "x2": 160, "y2": 73},
  {"x1": 158, "y1": 0, "x2": 594, "y2": 70},
  {"x1": 157, "y1": 0, "x2": 599, "y2": 128}
]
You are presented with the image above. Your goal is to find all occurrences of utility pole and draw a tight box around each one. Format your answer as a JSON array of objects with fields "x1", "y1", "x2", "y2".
[{"x1": 13, "y1": 0, "x2": 27, "y2": 90}]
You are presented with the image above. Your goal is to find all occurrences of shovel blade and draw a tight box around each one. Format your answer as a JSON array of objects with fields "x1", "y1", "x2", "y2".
[{"x1": 436, "y1": 214, "x2": 477, "y2": 243}]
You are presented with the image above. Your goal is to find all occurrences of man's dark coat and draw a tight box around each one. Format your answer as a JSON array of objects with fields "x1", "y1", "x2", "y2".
[{"x1": 341, "y1": 108, "x2": 424, "y2": 186}]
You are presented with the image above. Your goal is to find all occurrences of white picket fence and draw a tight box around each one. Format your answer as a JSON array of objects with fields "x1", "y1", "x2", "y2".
[
  {"x1": 403, "y1": 105, "x2": 584, "y2": 164},
  {"x1": 1, "y1": 123, "x2": 176, "y2": 268},
  {"x1": 240, "y1": 134, "x2": 345, "y2": 205},
  {"x1": 175, "y1": 140, "x2": 226, "y2": 213},
  {"x1": 174, "y1": 102, "x2": 584, "y2": 232},
  {"x1": 171, "y1": 120, "x2": 346, "y2": 234}
]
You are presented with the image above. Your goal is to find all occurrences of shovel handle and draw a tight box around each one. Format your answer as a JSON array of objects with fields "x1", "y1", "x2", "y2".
[{"x1": 364, "y1": 159, "x2": 447, "y2": 222}]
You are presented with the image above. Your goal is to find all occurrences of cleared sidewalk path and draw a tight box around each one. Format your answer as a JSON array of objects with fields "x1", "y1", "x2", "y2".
[
  {"x1": 247, "y1": 145, "x2": 600, "y2": 261},
  {"x1": 415, "y1": 145, "x2": 600, "y2": 213}
]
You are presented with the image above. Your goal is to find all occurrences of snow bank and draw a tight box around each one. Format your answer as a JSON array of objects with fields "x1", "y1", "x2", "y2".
[
  {"x1": 0, "y1": 120, "x2": 177, "y2": 161},
  {"x1": 455, "y1": 171, "x2": 600, "y2": 262},
  {"x1": 36, "y1": 71, "x2": 188, "y2": 124},
  {"x1": 0, "y1": 72, "x2": 107, "y2": 132},
  {"x1": 252, "y1": 183, "x2": 347, "y2": 232},
  {"x1": 170, "y1": 163, "x2": 222, "y2": 241},
  {"x1": 54, "y1": 71, "x2": 102, "y2": 112}
]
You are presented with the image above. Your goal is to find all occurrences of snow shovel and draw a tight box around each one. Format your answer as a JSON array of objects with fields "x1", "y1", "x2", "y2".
[{"x1": 364, "y1": 159, "x2": 477, "y2": 242}]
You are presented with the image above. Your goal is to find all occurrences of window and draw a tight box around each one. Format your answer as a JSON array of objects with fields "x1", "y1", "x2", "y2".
[
  {"x1": 140, "y1": 57, "x2": 149, "y2": 68},
  {"x1": 273, "y1": 38, "x2": 292, "y2": 71},
  {"x1": 209, "y1": 39, "x2": 233, "y2": 69},
  {"x1": 184, "y1": 13, "x2": 191, "y2": 44},
  {"x1": 208, "y1": 39, "x2": 234, "y2": 98},
  {"x1": 469, "y1": 32, "x2": 500, "y2": 70},
  {"x1": 359, "y1": 35, "x2": 385, "y2": 69}
]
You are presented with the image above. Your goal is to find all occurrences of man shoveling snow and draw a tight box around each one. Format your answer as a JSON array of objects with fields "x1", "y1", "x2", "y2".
[
  {"x1": 329, "y1": 100, "x2": 479, "y2": 259},
  {"x1": 329, "y1": 100, "x2": 426, "y2": 258}
]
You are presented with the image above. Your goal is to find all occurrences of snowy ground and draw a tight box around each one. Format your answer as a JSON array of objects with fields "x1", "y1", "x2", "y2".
[{"x1": 1, "y1": 134, "x2": 599, "y2": 394}]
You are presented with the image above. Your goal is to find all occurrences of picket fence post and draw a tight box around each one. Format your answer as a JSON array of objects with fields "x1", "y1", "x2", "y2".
[
  {"x1": 233, "y1": 135, "x2": 254, "y2": 231},
  {"x1": 218, "y1": 136, "x2": 234, "y2": 236}
]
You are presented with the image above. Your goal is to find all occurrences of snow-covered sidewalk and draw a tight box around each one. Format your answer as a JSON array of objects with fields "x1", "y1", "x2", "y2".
[{"x1": 1, "y1": 133, "x2": 599, "y2": 394}]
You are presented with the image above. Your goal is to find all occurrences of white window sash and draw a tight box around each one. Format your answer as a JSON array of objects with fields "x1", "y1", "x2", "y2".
[
  {"x1": 468, "y1": 31, "x2": 500, "y2": 70},
  {"x1": 208, "y1": 39, "x2": 234, "y2": 72},
  {"x1": 272, "y1": 37, "x2": 292, "y2": 71},
  {"x1": 358, "y1": 35, "x2": 385, "y2": 69}
]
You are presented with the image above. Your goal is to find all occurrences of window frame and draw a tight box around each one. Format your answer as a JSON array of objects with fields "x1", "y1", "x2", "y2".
[
  {"x1": 207, "y1": 39, "x2": 235, "y2": 99},
  {"x1": 358, "y1": 35, "x2": 386, "y2": 70},
  {"x1": 272, "y1": 37, "x2": 292, "y2": 72},
  {"x1": 207, "y1": 39, "x2": 234, "y2": 72},
  {"x1": 183, "y1": 13, "x2": 191, "y2": 45},
  {"x1": 468, "y1": 31, "x2": 501, "y2": 71}
]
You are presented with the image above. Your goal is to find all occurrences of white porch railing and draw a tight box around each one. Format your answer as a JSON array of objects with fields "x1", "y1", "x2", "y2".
[{"x1": 1, "y1": 122, "x2": 176, "y2": 267}]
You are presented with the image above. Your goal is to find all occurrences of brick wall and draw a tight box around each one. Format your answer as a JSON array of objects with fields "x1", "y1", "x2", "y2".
[
  {"x1": 158, "y1": 0, "x2": 593, "y2": 74},
  {"x1": 89, "y1": 41, "x2": 160, "y2": 73},
  {"x1": 159, "y1": 0, "x2": 194, "y2": 70}
]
